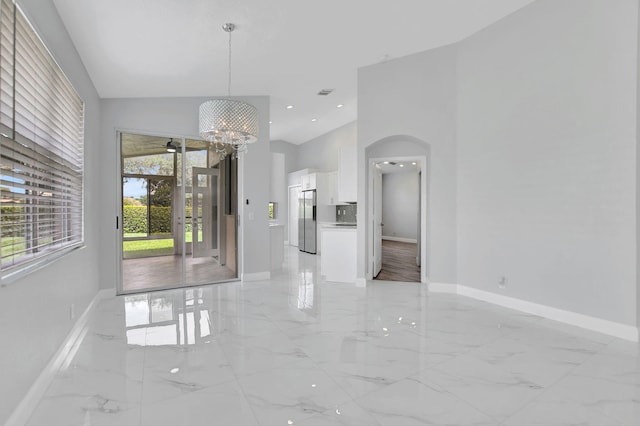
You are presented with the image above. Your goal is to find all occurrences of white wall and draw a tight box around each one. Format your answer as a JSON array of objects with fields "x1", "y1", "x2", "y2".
[
  {"x1": 382, "y1": 171, "x2": 419, "y2": 241},
  {"x1": 637, "y1": 0, "x2": 640, "y2": 330},
  {"x1": 0, "y1": 1, "x2": 102, "y2": 423},
  {"x1": 99, "y1": 96, "x2": 271, "y2": 285},
  {"x1": 457, "y1": 0, "x2": 638, "y2": 325},
  {"x1": 271, "y1": 140, "x2": 299, "y2": 174},
  {"x1": 298, "y1": 121, "x2": 356, "y2": 172},
  {"x1": 358, "y1": 45, "x2": 458, "y2": 283},
  {"x1": 270, "y1": 152, "x2": 287, "y2": 234},
  {"x1": 270, "y1": 141, "x2": 299, "y2": 242}
]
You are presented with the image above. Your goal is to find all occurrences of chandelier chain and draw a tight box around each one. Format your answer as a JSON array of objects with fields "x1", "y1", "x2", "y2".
[{"x1": 227, "y1": 25, "x2": 232, "y2": 99}]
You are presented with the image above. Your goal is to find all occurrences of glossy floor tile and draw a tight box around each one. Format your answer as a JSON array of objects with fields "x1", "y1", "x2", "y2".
[{"x1": 25, "y1": 246, "x2": 640, "y2": 425}]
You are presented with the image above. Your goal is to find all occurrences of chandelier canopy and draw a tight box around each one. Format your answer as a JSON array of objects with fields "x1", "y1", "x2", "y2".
[{"x1": 199, "y1": 23, "x2": 259, "y2": 159}]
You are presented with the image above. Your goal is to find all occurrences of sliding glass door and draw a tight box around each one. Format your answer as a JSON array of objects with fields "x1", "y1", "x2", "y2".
[{"x1": 119, "y1": 133, "x2": 237, "y2": 294}]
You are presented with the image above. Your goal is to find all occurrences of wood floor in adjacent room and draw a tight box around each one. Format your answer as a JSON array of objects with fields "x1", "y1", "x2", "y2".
[{"x1": 375, "y1": 239, "x2": 420, "y2": 282}]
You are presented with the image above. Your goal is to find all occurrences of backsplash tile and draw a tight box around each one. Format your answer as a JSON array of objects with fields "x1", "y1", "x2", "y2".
[{"x1": 336, "y1": 204, "x2": 357, "y2": 223}]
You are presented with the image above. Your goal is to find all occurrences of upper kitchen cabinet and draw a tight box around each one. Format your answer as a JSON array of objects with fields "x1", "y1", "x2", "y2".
[
  {"x1": 338, "y1": 142, "x2": 357, "y2": 203},
  {"x1": 301, "y1": 173, "x2": 316, "y2": 190},
  {"x1": 317, "y1": 171, "x2": 338, "y2": 205}
]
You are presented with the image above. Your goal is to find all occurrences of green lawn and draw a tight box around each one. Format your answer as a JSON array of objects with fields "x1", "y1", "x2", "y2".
[
  {"x1": 123, "y1": 238, "x2": 174, "y2": 259},
  {"x1": 122, "y1": 231, "x2": 200, "y2": 259},
  {"x1": 0, "y1": 233, "x2": 201, "y2": 261}
]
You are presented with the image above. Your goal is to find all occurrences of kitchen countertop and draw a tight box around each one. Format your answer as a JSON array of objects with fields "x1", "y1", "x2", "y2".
[{"x1": 320, "y1": 222, "x2": 357, "y2": 229}]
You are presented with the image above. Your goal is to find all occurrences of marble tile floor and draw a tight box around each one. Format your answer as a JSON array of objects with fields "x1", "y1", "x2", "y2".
[{"x1": 25, "y1": 247, "x2": 640, "y2": 425}]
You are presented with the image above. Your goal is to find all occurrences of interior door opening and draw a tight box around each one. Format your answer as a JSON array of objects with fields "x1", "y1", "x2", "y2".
[
  {"x1": 371, "y1": 158, "x2": 422, "y2": 283},
  {"x1": 118, "y1": 132, "x2": 238, "y2": 294}
]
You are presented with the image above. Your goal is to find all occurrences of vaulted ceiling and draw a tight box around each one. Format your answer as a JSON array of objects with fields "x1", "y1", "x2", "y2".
[{"x1": 52, "y1": 0, "x2": 535, "y2": 144}]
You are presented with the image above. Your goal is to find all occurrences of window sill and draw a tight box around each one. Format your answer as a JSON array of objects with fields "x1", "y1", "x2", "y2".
[{"x1": 1, "y1": 243, "x2": 86, "y2": 287}]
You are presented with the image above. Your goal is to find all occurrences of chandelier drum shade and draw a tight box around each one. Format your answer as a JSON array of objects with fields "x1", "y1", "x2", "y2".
[
  {"x1": 199, "y1": 23, "x2": 259, "y2": 159},
  {"x1": 199, "y1": 99, "x2": 258, "y2": 144}
]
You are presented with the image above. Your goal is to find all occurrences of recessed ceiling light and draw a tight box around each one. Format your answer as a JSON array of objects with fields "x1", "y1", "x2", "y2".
[
  {"x1": 399, "y1": 164, "x2": 404, "y2": 167},
  {"x1": 269, "y1": 121, "x2": 273, "y2": 124},
  {"x1": 337, "y1": 104, "x2": 344, "y2": 108},
  {"x1": 383, "y1": 161, "x2": 389, "y2": 164},
  {"x1": 286, "y1": 105, "x2": 294, "y2": 109},
  {"x1": 411, "y1": 162, "x2": 416, "y2": 165},
  {"x1": 311, "y1": 118, "x2": 317, "y2": 122}
]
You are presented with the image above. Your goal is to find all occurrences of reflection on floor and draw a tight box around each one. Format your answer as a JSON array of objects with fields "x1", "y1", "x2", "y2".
[
  {"x1": 25, "y1": 246, "x2": 640, "y2": 425},
  {"x1": 123, "y1": 255, "x2": 237, "y2": 292},
  {"x1": 375, "y1": 239, "x2": 420, "y2": 282}
]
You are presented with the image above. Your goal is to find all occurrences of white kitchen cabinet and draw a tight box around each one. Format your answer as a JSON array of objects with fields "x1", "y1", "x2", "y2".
[
  {"x1": 320, "y1": 226, "x2": 357, "y2": 282},
  {"x1": 338, "y1": 142, "x2": 357, "y2": 203},
  {"x1": 301, "y1": 173, "x2": 316, "y2": 190},
  {"x1": 304, "y1": 171, "x2": 338, "y2": 205},
  {"x1": 269, "y1": 224, "x2": 284, "y2": 270},
  {"x1": 318, "y1": 171, "x2": 338, "y2": 205}
]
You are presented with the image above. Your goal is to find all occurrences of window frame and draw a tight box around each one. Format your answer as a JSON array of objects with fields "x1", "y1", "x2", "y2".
[{"x1": 0, "y1": 0, "x2": 85, "y2": 282}]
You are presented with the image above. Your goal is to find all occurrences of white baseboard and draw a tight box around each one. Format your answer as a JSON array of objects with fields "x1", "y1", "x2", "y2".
[
  {"x1": 355, "y1": 278, "x2": 367, "y2": 288},
  {"x1": 429, "y1": 283, "x2": 638, "y2": 342},
  {"x1": 5, "y1": 288, "x2": 111, "y2": 426},
  {"x1": 382, "y1": 236, "x2": 417, "y2": 244},
  {"x1": 242, "y1": 271, "x2": 271, "y2": 281}
]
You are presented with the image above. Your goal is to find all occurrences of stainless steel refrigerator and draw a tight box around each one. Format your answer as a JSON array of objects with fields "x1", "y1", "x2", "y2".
[{"x1": 298, "y1": 189, "x2": 317, "y2": 254}]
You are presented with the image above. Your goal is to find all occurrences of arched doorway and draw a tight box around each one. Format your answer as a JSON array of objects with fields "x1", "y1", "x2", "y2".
[{"x1": 364, "y1": 136, "x2": 430, "y2": 283}]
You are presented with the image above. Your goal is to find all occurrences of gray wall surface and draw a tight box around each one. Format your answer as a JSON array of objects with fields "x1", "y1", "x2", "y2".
[
  {"x1": 270, "y1": 141, "x2": 298, "y2": 241},
  {"x1": 357, "y1": 0, "x2": 639, "y2": 327},
  {"x1": 271, "y1": 140, "x2": 299, "y2": 174},
  {"x1": 271, "y1": 152, "x2": 287, "y2": 237},
  {"x1": 456, "y1": 0, "x2": 638, "y2": 325},
  {"x1": 358, "y1": 45, "x2": 458, "y2": 283},
  {"x1": 0, "y1": 1, "x2": 102, "y2": 422},
  {"x1": 382, "y1": 171, "x2": 420, "y2": 240},
  {"x1": 298, "y1": 121, "x2": 356, "y2": 172},
  {"x1": 637, "y1": 0, "x2": 640, "y2": 330}
]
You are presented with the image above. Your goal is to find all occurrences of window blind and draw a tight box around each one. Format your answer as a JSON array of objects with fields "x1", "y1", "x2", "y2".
[{"x1": 0, "y1": 0, "x2": 84, "y2": 275}]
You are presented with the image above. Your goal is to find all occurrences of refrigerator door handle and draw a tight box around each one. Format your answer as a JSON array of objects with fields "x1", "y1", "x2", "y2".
[{"x1": 312, "y1": 205, "x2": 316, "y2": 221}]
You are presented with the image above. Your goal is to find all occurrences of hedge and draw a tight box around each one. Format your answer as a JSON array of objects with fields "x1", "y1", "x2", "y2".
[
  {"x1": 123, "y1": 206, "x2": 172, "y2": 234},
  {"x1": 1, "y1": 206, "x2": 24, "y2": 237}
]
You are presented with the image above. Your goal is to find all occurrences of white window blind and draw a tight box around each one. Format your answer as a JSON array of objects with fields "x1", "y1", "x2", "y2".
[{"x1": 0, "y1": 0, "x2": 84, "y2": 276}]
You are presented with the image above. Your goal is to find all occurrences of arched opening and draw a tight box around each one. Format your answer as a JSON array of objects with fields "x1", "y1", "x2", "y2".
[{"x1": 364, "y1": 136, "x2": 430, "y2": 283}]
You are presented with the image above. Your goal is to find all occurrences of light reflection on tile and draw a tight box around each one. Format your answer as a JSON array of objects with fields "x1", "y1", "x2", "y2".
[{"x1": 22, "y1": 246, "x2": 640, "y2": 425}]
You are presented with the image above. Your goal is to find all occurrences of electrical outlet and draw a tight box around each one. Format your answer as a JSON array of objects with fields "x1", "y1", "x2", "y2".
[{"x1": 498, "y1": 276, "x2": 507, "y2": 289}]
